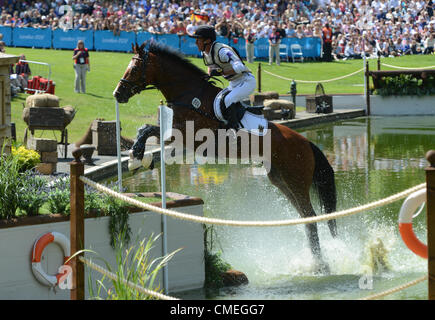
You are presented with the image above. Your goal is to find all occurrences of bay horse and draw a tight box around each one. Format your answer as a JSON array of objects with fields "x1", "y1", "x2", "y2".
[{"x1": 113, "y1": 42, "x2": 337, "y2": 274}]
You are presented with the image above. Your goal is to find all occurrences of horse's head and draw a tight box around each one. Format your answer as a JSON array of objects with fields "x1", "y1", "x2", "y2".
[{"x1": 113, "y1": 43, "x2": 152, "y2": 103}]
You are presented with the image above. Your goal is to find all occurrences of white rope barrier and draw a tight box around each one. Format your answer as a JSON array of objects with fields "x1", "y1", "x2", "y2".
[
  {"x1": 381, "y1": 63, "x2": 435, "y2": 70},
  {"x1": 80, "y1": 176, "x2": 425, "y2": 227},
  {"x1": 359, "y1": 275, "x2": 428, "y2": 300},
  {"x1": 78, "y1": 176, "x2": 431, "y2": 299},
  {"x1": 79, "y1": 256, "x2": 179, "y2": 300},
  {"x1": 263, "y1": 67, "x2": 365, "y2": 83}
]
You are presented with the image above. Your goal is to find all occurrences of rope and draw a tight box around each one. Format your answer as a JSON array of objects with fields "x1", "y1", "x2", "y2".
[
  {"x1": 78, "y1": 177, "x2": 429, "y2": 300},
  {"x1": 79, "y1": 256, "x2": 179, "y2": 300},
  {"x1": 79, "y1": 176, "x2": 426, "y2": 227},
  {"x1": 263, "y1": 67, "x2": 364, "y2": 83},
  {"x1": 380, "y1": 63, "x2": 435, "y2": 70},
  {"x1": 359, "y1": 275, "x2": 427, "y2": 300}
]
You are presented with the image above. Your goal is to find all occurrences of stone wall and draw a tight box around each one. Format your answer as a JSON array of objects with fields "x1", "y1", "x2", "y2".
[{"x1": 0, "y1": 53, "x2": 19, "y2": 154}]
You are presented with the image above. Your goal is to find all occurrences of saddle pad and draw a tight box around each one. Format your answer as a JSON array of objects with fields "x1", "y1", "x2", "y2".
[{"x1": 213, "y1": 89, "x2": 268, "y2": 136}]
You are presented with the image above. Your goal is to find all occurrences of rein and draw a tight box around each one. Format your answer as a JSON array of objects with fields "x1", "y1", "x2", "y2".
[
  {"x1": 166, "y1": 78, "x2": 219, "y2": 121},
  {"x1": 120, "y1": 53, "x2": 222, "y2": 122}
]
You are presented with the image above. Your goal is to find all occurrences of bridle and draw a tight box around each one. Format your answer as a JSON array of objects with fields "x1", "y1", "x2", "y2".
[{"x1": 119, "y1": 53, "x2": 157, "y2": 94}]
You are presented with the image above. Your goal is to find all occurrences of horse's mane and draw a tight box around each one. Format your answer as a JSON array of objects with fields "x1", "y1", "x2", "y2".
[{"x1": 144, "y1": 40, "x2": 207, "y2": 78}]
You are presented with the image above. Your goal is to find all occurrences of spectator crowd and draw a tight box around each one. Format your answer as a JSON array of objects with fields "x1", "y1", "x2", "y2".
[{"x1": 0, "y1": 0, "x2": 433, "y2": 61}]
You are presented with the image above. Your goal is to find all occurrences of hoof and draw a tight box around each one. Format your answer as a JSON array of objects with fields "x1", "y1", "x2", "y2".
[
  {"x1": 128, "y1": 150, "x2": 153, "y2": 171},
  {"x1": 128, "y1": 158, "x2": 142, "y2": 171},
  {"x1": 128, "y1": 150, "x2": 142, "y2": 171},
  {"x1": 141, "y1": 152, "x2": 153, "y2": 169}
]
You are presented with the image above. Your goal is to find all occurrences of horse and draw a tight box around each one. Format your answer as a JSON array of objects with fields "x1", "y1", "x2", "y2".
[{"x1": 113, "y1": 41, "x2": 337, "y2": 274}]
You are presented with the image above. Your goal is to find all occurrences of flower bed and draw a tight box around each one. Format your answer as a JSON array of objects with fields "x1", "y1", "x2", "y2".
[{"x1": 0, "y1": 146, "x2": 205, "y2": 299}]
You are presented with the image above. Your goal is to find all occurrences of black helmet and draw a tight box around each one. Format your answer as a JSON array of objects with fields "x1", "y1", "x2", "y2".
[{"x1": 189, "y1": 25, "x2": 216, "y2": 42}]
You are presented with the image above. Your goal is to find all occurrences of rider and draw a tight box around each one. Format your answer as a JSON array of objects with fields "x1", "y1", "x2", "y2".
[{"x1": 190, "y1": 25, "x2": 256, "y2": 130}]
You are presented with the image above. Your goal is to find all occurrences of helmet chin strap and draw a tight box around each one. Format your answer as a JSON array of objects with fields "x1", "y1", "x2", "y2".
[{"x1": 202, "y1": 39, "x2": 212, "y2": 53}]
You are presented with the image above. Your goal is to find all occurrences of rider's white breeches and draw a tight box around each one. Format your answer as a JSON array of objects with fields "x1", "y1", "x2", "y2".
[{"x1": 224, "y1": 72, "x2": 256, "y2": 108}]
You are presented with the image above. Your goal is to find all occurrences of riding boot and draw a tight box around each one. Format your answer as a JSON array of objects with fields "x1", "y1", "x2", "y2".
[{"x1": 225, "y1": 103, "x2": 240, "y2": 130}]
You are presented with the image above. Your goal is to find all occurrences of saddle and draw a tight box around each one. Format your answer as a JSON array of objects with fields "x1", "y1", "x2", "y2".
[
  {"x1": 219, "y1": 91, "x2": 263, "y2": 126},
  {"x1": 213, "y1": 88, "x2": 268, "y2": 135}
]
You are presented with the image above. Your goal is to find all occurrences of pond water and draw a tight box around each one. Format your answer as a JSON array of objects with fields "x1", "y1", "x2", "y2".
[{"x1": 119, "y1": 116, "x2": 435, "y2": 300}]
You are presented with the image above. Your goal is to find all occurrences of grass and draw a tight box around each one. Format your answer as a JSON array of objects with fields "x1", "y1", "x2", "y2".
[{"x1": 6, "y1": 46, "x2": 434, "y2": 144}]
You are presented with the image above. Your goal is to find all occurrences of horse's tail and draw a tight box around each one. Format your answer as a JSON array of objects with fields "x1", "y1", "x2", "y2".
[{"x1": 310, "y1": 142, "x2": 337, "y2": 238}]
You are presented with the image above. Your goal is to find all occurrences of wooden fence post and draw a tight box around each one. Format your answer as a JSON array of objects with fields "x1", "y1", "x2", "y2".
[
  {"x1": 70, "y1": 148, "x2": 85, "y2": 300},
  {"x1": 365, "y1": 60, "x2": 371, "y2": 116},
  {"x1": 426, "y1": 150, "x2": 435, "y2": 300},
  {"x1": 257, "y1": 63, "x2": 262, "y2": 93}
]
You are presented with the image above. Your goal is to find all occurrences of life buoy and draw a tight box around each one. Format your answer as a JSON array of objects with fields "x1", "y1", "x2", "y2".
[
  {"x1": 31, "y1": 232, "x2": 70, "y2": 287},
  {"x1": 398, "y1": 188, "x2": 427, "y2": 259}
]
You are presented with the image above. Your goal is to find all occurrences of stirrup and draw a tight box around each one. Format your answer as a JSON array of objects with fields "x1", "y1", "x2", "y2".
[{"x1": 225, "y1": 103, "x2": 240, "y2": 130}]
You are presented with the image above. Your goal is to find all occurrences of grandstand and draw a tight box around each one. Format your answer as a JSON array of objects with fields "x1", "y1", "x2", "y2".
[{"x1": 0, "y1": 0, "x2": 433, "y2": 60}]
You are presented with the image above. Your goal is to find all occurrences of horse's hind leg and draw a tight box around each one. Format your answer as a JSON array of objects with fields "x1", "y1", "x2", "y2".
[
  {"x1": 268, "y1": 170, "x2": 330, "y2": 275},
  {"x1": 297, "y1": 197, "x2": 330, "y2": 275}
]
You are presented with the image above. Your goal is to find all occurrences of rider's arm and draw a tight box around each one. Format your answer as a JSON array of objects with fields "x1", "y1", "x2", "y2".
[{"x1": 218, "y1": 47, "x2": 245, "y2": 76}]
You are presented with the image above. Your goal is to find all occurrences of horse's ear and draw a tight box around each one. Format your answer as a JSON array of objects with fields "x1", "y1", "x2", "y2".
[
  {"x1": 134, "y1": 43, "x2": 141, "y2": 54},
  {"x1": 139, "y1": 43, "x2": 146, "y2": 53},
  {"x1": 132, "y1": 43, "x2": 136, "y2": 53}
]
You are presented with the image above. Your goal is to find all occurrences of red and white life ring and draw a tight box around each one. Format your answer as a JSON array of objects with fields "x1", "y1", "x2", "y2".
[
  {"x1": 31, "y1": 232, "x2": 70, "y2": 287},
  {"x1": 398, "y1": 188, "x2": 427, "y2": 259}
]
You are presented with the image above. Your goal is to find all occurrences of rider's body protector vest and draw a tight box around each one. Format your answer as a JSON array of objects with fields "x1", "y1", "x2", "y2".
[{"x1": 203, "y1": 42, "x2": 250, "y2": 81}]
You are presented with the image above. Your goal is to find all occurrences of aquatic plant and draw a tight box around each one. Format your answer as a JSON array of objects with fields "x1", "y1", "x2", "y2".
[
  {"x1": 203, "y1": 226, "x2": 232, "y2": 290},
  {"x1": 86, "y1": 234, "x2": 180, "y2": 300}
]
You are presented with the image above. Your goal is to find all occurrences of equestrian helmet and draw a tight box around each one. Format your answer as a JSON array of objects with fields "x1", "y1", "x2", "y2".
[{"x1": 190, "y1": 25, "x2": 216, "y2": 42}]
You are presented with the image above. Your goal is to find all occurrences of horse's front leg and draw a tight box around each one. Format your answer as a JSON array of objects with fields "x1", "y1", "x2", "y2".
[
  {"x1": 131, "y1": 124, "x2": 160, "y2": 160},
  {"x1": 128, "y1": 124, "x2": 160, "y2": 171}
]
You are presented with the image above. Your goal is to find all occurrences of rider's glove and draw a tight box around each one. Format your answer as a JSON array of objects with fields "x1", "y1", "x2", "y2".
[{"x1": 210, "y1": 68, "x2": 223, "y2": 77}]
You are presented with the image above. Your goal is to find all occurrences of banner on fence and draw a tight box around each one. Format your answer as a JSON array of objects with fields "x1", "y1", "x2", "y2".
[
  {"x1": 0, "y1": 26, "x2": 12, "y2": 46},
  {"x1": 281, "y1": 37, "x2": 322, "y2": 58},
  {"x1": 254, "y1": 38, "x2": 269, "y2": 59},
  {"x1": 251, "y1": 37, "x2": 322, "y2": 59},
  {"x1": 12, "y1": 27, "x2": 52, "y2": 48},
  {"x1": 229, "y1": 37, "x2": 247, "y2": 59},
  {"x1": 157, "y1": 34, "x2": 180, "y2": 51},
  {"x1": 94, "y1": 30, "x2": 135, "y2": 52},
  {"x1": 3, "y1": 27, "x2": 322, "y2": 59},
  {"x1": 136, "y1": 31, "x2": 157, "y2": 47},
  {"x1": 179, "y1": 35, "x2": 199, "y2": 56},
  {"x1": 53, "y1": 29, "x2": 94, "y2": 50},
  {"x1": 136, "y1": 33, "x2": 180, "y2": 51}
]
